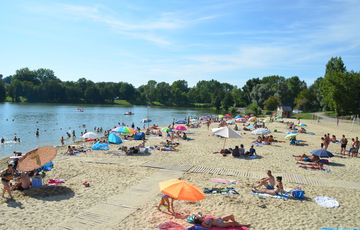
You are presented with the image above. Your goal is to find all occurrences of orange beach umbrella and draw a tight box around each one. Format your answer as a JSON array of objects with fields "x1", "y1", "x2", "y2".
[
  {"x1": 17, "y1": 146, "x2": 57, "y2": 172},
  {"x1": 159, "y1": 179, "x2": 205, "y2": 202}
]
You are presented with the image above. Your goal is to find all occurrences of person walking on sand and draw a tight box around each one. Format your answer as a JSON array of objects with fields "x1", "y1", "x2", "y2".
[
  {"x1": 340, "y1": 135, "x2": 348, "y2": 154},
  {"x1": 252, "y1": 170, "x2": 275, "y2": 190},
  {"x1": 1, "y1": 164, "x2": 14, "y2": 199}
]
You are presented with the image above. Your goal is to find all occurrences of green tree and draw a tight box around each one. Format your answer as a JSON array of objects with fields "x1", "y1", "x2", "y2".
[
  {"x1": 294, "y1": 89, "x2": 316, "y2": 112},
  {"x1": 321, "y1": 57, "x2": 352, "y2": 115},
  {"x1": 246, "y1": 103, "x2": 261, "y2": 115},
  {"x1": 263, "y1": 96, "x2": 280, "y2": 111},
  {"x1": 221, "y1": 92, "x2": 234, "y2": 112},
  {"x1": 0, "y1": 78, "x2": 5, "y2": 102}
]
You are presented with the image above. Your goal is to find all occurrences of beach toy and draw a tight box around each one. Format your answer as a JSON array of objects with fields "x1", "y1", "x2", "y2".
[{"x1": 274, "y1": 129, "x2": 277, "y2": 132}]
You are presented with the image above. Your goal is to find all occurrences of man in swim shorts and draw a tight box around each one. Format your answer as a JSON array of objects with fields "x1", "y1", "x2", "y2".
[{"x1": 252, "y1": 170, "x2": 275, "y2": 190}]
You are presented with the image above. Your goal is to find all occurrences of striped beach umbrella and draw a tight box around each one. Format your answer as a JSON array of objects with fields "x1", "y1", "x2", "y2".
[{"x1": 112, "y1": 126, "x2": 137, "y2": 134}]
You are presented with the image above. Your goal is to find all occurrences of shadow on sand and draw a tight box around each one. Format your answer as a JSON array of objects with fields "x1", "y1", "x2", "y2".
[{"x1": 24, "y1": 186, "x2": 75, "y2": 201}]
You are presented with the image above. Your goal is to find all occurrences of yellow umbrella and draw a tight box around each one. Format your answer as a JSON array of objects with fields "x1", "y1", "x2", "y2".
[
  {"x1": 248, "y1": 117, "x2": 257, "y2": 122},
  {"x1": 159, "y1": 179, "x2": 205, "y2": 201},
  {"x1": 17, "y1": 146, "x2": 57, "y2": 172}
]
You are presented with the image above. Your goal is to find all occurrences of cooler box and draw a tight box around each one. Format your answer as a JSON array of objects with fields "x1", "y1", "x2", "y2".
[{"x1": 32, "y1": 176, "x2": 42, "y2": 187}]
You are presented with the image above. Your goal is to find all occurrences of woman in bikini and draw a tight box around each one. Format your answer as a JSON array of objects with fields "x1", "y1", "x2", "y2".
[
  {"x1": 158, "y1": 193, "x2": 175, "y2": 213},
  {"x1": 194, "y1": 214, "x2": 250, "y2": 228},
  {"x1": 1, "y1": 164, "x2": 14, "y2": 199}
]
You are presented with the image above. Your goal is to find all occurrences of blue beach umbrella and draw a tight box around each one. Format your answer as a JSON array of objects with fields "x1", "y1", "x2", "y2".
[
  {"x1": 235, "y1": 115, "x2": 242, "y2": 119},
  {"x1": 311, "y1": 149, "x2": 334, "y2": 158}
]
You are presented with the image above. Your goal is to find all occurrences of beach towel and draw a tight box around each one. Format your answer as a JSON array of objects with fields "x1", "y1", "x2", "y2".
[
  {"x1": 255, "y1": 142, "x2": 268, "y2": 146},
  {"x1": 315, "y1": 196, "x2": 339, "y2": 208},
  {"x1": 202, "y1": 217, "x2": 248, "y2": 230},
  {"x1": 185, "y1": 132, "x2": 195, "y2": 134},
  {"x1": 204, "y1": 187, "x2": 239, "y2": 195},
  {"x1": 286, "y1": 131, "x2": 298, "y2": 134},
  {"x1": 211, "y1": 178, "x2": 238, "y2": 185},
  {"x1": 187, "y1": 226, "x2": 209, "y2": 230},
  {"x1": 251, "y1": 192, "x2": 290, "y2": 199},
  {"x1": 158, "y1": 221, "x2": 186, "y2": 230},
  {"x1": 321, "y1": 228, "x2": 360, "y2": 230},
  {"x1": 47, "y1": 179, "x2": 65, "y2": 186},
  {"x1": 306, "y1": 132, "x2": 316, "y2": 135},
  {"x1": 248, "y1": 155, "x2": 258, "y2": 159}
]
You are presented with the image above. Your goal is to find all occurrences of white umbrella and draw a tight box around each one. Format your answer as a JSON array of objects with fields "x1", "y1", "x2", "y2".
[
  {"x1": 251, "y1": 128, "x2": 271, "y2": 135},
  {"x1": 211, "y1": 127, "x2": 224, "y2": 133},
  {"x1": 213, "y1": 127, "x2": 242, "y2": 149},
  {"x1": 82, "y1": 132, "x2": 98, "y2": 139}
]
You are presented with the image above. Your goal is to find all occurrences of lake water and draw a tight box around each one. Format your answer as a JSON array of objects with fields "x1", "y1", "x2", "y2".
[{"x1": 0, "y1": 103, "x2": 211, "y2": 158}]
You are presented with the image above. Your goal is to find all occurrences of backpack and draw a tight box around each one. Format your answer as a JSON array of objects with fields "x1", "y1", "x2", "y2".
[{"x1": 291, "y1": 189, "x2": 305, "y2": 200}]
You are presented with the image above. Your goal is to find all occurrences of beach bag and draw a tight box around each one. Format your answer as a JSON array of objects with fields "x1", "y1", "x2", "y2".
[
  {"x1": 187, "y1": 215, "x2": 196, "y2": 224},
  {"x1": 291, "y1": 189, "x2": 305, "y2": 200}
]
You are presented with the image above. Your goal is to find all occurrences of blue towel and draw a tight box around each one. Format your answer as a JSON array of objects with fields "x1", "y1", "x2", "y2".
[
  {"x1": 185, "y1": 132, "x2": 195, "y2": 134},
  {"x1": 255, "y1": 142, "x2": 268, "y2": 146},
  {"x1": 307, "y1": 132, "x2": 316, "y2": 135}
]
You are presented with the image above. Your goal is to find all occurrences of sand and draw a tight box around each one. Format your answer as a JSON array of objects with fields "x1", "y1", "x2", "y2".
[{"x1": 1, "y1": 118, "x2": 360, "y2": 229}]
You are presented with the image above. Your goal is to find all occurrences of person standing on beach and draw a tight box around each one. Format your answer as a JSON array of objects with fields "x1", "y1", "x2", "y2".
[
  {"x1": 60, "y1": 136, "x2": 65, "y2": 145},
  {"x1": 1, "y1": 164, "x2": 14, "y2": 199},
  {"x1": 340, "y1": 135, "x2": 348, "y2": 154}
]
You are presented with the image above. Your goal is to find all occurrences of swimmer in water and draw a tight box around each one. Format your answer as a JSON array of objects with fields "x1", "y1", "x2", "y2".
[
  {"x1": 1, "y1": 137, "x2": 4, "y2": 144},
  {"x1": 36, "y1": 128, "x2": 39, "y2": 137}
]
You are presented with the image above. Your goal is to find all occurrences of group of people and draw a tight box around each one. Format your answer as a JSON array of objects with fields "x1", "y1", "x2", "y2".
[
  {"x1": 1, "y1": 135, "x2": 21, "y2": 144},
  {"x1": 254, "y1": 135, "x2": 274, "y2": 145},
  {"x1": 158, "y1": 193, "x2": 251, "y2": 228},
  {"x1": 252, "y1": 170, "x2": 284, "y2": 197},
  {"x1": 293, "y1": 154, "x2": 324, "y2": 170},
  {"x1": 220, "y1": 145, "x2": 257, "y2": 158},
  {"x1": 320, "y1": 134, "x2": 359, "y2": 157},
  {"x1": 1, "y1": 159, "x2": 33, "y2": 199}
]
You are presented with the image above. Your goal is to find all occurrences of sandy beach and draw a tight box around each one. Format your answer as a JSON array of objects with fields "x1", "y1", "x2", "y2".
[{"x1": 1, "y1": 118, "x2": 360, "y2": 230}]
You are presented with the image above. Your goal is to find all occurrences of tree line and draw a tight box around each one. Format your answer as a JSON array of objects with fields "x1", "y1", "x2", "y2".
[{"x1": 0, "y1": 57, "x2": 359, "y2": 116}]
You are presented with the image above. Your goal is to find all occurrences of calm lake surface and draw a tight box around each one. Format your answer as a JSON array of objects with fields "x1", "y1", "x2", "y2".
[{"x1": 0, "y1": 103, "x2": 211, "y2": 158}]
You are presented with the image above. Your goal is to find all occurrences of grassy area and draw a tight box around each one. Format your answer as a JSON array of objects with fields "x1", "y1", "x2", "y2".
[
  {"x1": 290, "y1": 113, "x2": 318, "y2": 120},
  {"x1": 114, "y1": 99, "x2": 132, "y2": 106},
  {"x1": 324, "y1": 111, "x2": 337, "y2": 117},
  {"x1": 151, "y1": 101, "x2": 165, "y2": 106}
]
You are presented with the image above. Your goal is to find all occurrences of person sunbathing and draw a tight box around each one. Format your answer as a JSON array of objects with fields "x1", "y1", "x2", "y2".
[
  {"x1": 299, "y1": 127, "x2": 306, "y2": 133},
  {"x1": 297, "y1": 161, "x2": 324, "y2": 170},
  {"x1": 294, "y1": 154, "x2": 319, "y2": 162},
  {"x1": 253, "y1": 136, "x2": 262, "y2": 143},
  {"x1": 194, "y1": 214, "x2": 250, "y2": 228},
  {"x1": 252, "y1": 176, "x2": 284, "y2": 197},
  {"x1": 66, "y1": 146, "x2": 74, "y2": 155},
  {"x1": 252, "y1": 170, "x2": 275, "y2": 190}
]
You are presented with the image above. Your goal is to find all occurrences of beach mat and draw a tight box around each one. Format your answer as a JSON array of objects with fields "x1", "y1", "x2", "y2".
[
  {"x1": 158, "y1": 221, "x2": 186, "y2": 230},
  {"x1": 251, "y1": 192, "x2": 290, "y2": 199},
  {"x1": 211, "y1": 178, "x2": 238, "y2": 185},
  {"x1": 321, "y1": 228, "x2": 360, "y2": 230},
  {"x1": 204, "y1": 187, "x2": 239, "y2": 194},
  {"x1": 306, "y1": 132, "x2": 316, "y2": 135},
  {"x1": 211, "y1": 227, "x2": 248, "y2": 230}
]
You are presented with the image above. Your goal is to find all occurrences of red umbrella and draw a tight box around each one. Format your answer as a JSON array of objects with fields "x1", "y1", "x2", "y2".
[{"x1": 224, "y1": 114, "x2": 231, "y2": 118}]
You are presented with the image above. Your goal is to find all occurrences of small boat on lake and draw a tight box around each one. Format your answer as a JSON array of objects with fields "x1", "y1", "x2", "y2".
[{"x1": 124, "y1": 111, "x2": 134, "y2": 115}]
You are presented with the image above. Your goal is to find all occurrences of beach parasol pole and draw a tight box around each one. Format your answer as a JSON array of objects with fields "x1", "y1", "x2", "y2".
[{"x1": 223, "y1": 138, "x2": 227, "y2": 150}]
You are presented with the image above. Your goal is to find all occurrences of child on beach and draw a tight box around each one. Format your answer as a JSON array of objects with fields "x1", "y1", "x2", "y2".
[{"x1": 158, "y1": 193, "x2": 175, "y2": 213}]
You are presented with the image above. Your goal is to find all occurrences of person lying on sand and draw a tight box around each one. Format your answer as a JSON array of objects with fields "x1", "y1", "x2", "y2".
[
  {"x1": 299, "y1": 127, "x2": 306, "y2": 133},
  {"x1": 293, "y1": 154, "x2": 319, "y2": 162},
  {"x1": 297, "y1": 161, "x2": 324, "y2": 170},
  {"x1": 252, "y1": 176, "x2": 284, "y2": 197},
  {"x1": 252, "y1": 170, "x2": 275, "y2": 190},
  {"x1": 330, "y1": 135, "x2": 338, "y2": 143},
  {"x1": 194, "y1": 214, "x2": 251, "y2": 228}
]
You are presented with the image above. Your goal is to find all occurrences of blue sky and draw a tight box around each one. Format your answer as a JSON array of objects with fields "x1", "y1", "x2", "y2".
[{"x1": 1, "y1": 0, "x2": 359, "y2": 87}]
